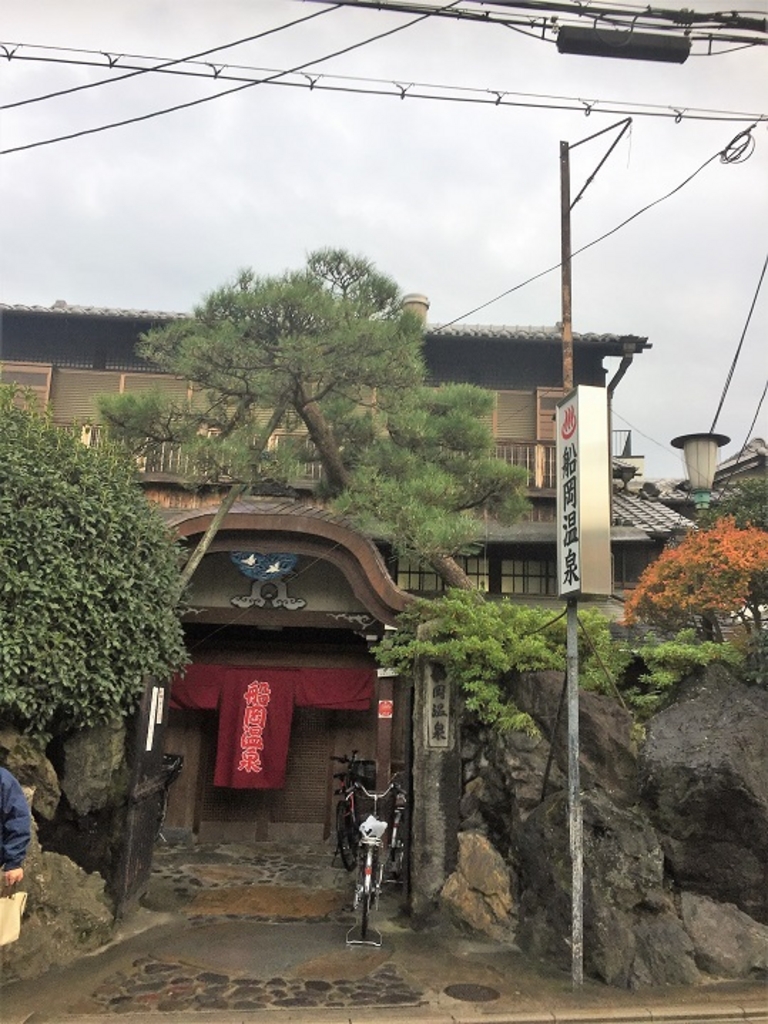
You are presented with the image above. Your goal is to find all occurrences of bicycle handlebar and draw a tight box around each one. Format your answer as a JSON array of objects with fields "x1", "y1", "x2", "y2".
[
  {"x1": 351, "y1": 779, "x2": 404, "y2": 802},
  {"x1": 330, "y1": 749, "x2": 359, "y2": 765}
]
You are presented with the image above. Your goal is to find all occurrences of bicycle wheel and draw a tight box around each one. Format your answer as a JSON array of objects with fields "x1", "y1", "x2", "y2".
[
  {"x1": 360, "y1": 847, "x2": 374, "y2": 940},
  {"x1": 336, "y1": 801, "x2": 356, "y2": 871},
  {"x1": 388, "y1": 836, "x2": 404, "y2": 881}
]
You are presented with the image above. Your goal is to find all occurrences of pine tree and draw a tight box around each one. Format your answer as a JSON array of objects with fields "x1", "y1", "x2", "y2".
[{"x1": 100, "y1": 249, "x2": 528, "y2": 589}]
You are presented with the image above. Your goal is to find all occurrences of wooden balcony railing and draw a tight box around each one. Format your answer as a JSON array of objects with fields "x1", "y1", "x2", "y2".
[
  {"x1": 76, "y1": 426, "x2": 324, "y2": 483},
  {"x1": 79, "y1": 428, "x2": 634, "y2": 494},
  {"x1": 494, "y1": 441, "x2": 557, "y2": 490}
]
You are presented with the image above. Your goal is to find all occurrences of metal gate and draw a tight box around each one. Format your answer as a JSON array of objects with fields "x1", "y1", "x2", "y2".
[{"x1": 113, "y1": 677, "x2": 174, "y2": 918}]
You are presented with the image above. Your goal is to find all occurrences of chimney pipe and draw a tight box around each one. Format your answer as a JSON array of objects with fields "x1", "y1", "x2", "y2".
[{"x1": 402, "y1": 293, "x2": 430, "y2": 324}]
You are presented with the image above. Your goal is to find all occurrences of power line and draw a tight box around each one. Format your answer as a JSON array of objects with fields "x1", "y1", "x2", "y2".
[
  {"x1": 0, "y1": 4, "x2": 340, "y2": 111},
  {"x1": 710, "y1": 250, "x2": 768, "y2": 432},
  {"x1": 4, "y1": 42, "x2": 763, "y2": 125},
  {"x1": 0, "y1": 3, "x2": 456, "y2": 156},
  {"x1": 713, "y1": 378, "x2": 768, "y2": 498},
  {"x1": 611, "y1": 410, "x2": 685, "y2": 469},
  {"x1": 437, "y1": 124, "x2": 759, "y2": 327},
  {"x1": 305, "y1": 0, "x2": 768, "y2": 50}
]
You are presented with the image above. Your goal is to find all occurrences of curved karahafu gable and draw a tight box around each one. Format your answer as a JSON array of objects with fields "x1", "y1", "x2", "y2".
[{"x1": 166, "y1": 497, "x2": 411, "y2": 629}]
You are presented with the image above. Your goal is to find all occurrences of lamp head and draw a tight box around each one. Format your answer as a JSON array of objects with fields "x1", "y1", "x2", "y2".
[{"x1": 671, "y1": 432, "x2": 730, "y2": 509}]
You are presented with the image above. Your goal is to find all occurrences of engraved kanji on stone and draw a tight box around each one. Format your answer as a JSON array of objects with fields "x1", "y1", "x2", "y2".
[{"x1": 432, "y1": 720, "x2": 447, "y2": 742}]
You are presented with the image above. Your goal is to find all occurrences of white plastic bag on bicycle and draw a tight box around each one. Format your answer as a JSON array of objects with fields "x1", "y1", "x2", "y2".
[{"x1": 359, "y1": 814, "x2": 387, "y2": 840}]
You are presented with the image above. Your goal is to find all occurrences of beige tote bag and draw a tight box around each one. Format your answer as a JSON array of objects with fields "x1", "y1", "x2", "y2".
[{"x1": 0, "y1": 891, "x2": 28, "y2": 945}]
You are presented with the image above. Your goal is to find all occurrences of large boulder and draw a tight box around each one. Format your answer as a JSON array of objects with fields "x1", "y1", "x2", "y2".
[
  {"x1": 440, "y1": 831, "x2": 516, "y2": 942},
  {"x1": 0, "y1": 724, "x2": 125, "y2": 983},
  {"x1": 0, "y1": 728, "x2": 60, "y2": 820},
  {"x1": 0, "y1": 793, "x2": 114, "y2": 985},
  {"x1": 515, "y1": 790, "x2": 699, "y2": 989},
  {"x1": 456, "y1": 666, "x2": 768, "y2": 987},
  {"x1": 461, "y1": 725, "x2": 560, "y2": 850},
  {"x1": 60, "y1": 720, "x2": 129, "y2": 815},
  {"x1": 460, "y1": 671, "x2": 638, "y2": 856},
  {"x1": 36, "y1": 722, "x2": 133, "y2": 892},
  {"x1": 680, "y1": 892, "x2": 768, "y2": 979},
  {"x1": 510, "y1": 671, "x2": 638, "y2": 806},
  {"x1": 638, "y1": 666, "x2": 768, "y2": 923}
]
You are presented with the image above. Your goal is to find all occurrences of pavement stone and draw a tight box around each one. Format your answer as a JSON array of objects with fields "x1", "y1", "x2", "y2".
[{"x1": 1, "y1": 839, "x2": 766, "y2": 1024}]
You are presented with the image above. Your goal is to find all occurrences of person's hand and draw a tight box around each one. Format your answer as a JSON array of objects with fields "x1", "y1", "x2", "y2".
[{"x1": 4, "y1": 867, "x2": 24, "y2": 887}]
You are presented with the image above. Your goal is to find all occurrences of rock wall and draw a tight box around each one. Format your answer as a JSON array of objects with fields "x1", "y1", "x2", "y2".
[
  {"x1": 444, "y1": 666, "x2": 768, "y2": 988},
  {"x1": 638, "y1": 665, "x2": 768, "y2": 923},
  {"x1": 0, "y1": 727, "x2": 118, "y2": 985},
  {"x1": 39, "y1": 721, "x2": 132, "y2": 893},
  {"x1": 0, "y1": 816, "x2": 114, "y2": 984}
]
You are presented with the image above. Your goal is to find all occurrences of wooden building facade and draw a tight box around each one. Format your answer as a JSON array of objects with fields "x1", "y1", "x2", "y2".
[{"x1": 0, "y1": 299, "x2": 688, "y2": 842}]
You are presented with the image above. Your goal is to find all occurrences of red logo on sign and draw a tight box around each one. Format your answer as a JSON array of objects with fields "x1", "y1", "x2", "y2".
[
  {"x1": 378, "y1": 699, "x2": 394, "y2": 719},
  {"x1": 561, "y1": 404, "x2": 577, "y2": 440}
]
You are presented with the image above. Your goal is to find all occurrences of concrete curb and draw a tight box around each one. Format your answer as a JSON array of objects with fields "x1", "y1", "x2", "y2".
[{"x1": 14, "y1": 997, "x2": 768, "y2": 1024}]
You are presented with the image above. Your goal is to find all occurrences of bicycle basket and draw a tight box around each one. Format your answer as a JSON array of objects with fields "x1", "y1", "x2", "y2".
[{"x1": 350, "y1": 759, "x2": 376, "y2": 789}]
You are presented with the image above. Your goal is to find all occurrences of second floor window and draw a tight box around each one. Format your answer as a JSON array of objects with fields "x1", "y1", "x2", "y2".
[{"x1": 500, "y1": 558, "x2": 557, "y2": 595}]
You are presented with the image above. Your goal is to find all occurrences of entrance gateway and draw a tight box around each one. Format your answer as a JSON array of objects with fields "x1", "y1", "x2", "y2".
[{"x1": 160, "y1": 497, "x2": 412, "y2": 844}]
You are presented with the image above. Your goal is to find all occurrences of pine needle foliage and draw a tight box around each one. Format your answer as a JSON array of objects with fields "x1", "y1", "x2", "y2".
[
  {"x1": 622, "y1": 629, "x2": 744, "y2": 717},
  {"x1": 375, "y1": 590, "x2": 630, "y2": 733},
  {"x1": 99, "y1": 249, "x2": 529, "y2": 588}
]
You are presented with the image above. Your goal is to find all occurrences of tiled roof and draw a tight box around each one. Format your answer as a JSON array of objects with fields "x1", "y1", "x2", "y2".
[
  {"x1": 612, "y1": 492, "x2": 692, "y2": 536},
  {"x1": 716, "y1": 437, "x2": 767, "y2": 473},
  {"x1": 162, "y1": 496, "x2": 359, "y2": 532},
  {"x1": 0, "y1": 301, "x2": 185, "y2": 321},
  {"x1": 1, "y1": 303, "x2": 648, "y2": 350},
  {"x1": 163, "y1": 493, "x2": 687, "y2": 544},
  {"x1": 426, "y1": 323, "x2": 649, "y2": 350}
]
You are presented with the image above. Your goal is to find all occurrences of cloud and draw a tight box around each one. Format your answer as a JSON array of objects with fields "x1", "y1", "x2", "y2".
[{"x1": 1, "y1": 1, "x2": 765, "y2": 476}]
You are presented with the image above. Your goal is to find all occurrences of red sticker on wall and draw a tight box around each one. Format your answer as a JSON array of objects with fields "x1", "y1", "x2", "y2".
[{"x1": 378, "y1": 699, "x2": 394, "y2": 719}]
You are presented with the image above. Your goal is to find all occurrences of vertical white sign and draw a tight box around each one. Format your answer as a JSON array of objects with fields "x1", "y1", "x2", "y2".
[
  {"x1": 556, "y1": 386, "x2": 612, "y2": 598},
  {"x1": 145, "y1": 685, "x2": 160, "y2": 752}
]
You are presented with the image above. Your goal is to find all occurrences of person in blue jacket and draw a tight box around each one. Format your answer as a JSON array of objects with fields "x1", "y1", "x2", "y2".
[{"x1": 0, "y1": 767, "x2": 31, "y2": 888}]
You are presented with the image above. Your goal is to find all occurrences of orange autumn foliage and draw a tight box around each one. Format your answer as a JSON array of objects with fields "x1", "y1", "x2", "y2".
[{"x1": 624, "y1": 517, "x2": 768, "y2": 634}]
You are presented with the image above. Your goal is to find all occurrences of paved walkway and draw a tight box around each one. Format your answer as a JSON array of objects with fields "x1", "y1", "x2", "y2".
[{"x1": 2, "y1": 840, "x2": 766, "y2": 1023}]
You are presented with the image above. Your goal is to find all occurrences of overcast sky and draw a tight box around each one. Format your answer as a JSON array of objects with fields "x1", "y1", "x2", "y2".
[{"x1": 1, "y1": 1, "x2": 766, "y2": 478}]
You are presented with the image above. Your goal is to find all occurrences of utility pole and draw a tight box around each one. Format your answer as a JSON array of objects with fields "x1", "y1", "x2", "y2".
[
  {"x1": 560, "y1": 140, "x2": 574, "y2": 391},
  {"x1": 566, "y1": 595, "x2": 582, "y2": 985},
  {"x1": 558, "y1": 119, "x2": 630, "y2": 989},
  {"x1": 560, "y1": 134, "x2": 580, "y2": 988}
]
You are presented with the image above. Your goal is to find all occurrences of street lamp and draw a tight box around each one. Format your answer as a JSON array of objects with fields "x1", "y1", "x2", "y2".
[{"x1": 671, "y1": 432, "x2": 731, "y2": 510}]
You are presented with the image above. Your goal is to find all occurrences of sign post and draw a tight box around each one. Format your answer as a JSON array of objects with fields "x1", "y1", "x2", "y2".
[{"x1": 556, "y1": 385, "x2": 612, "y2": 987}]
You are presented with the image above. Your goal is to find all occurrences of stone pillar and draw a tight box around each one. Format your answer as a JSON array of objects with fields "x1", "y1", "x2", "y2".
[{"x1": 409, "y1": 659, "x2": 461, "y2": 920}]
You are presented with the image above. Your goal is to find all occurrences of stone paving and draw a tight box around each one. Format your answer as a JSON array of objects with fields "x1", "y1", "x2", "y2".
[
  {"x1": 86, "y1": 955, "x2": 423, "y2": 1014},
  {"x1": 70, "y1": 839, "x2": 427, "y2": 1015},
  {"x1": 6, "y1": 839, "x2": 768, "y2": 1023}
]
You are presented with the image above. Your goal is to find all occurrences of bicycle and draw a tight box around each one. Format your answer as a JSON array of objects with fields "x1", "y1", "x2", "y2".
[
  {"x1": 331, "y1": 751, "x2": 376, "y2": 871},
  {"x1": 347, "y1": 777, "x2": 405, "y2": 946},
  {"x1": 385, "y1": 774, "x2": 408, "y2": 884}
]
